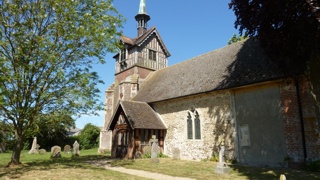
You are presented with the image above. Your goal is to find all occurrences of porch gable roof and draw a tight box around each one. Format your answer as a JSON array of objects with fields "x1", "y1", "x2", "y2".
[{"x1": 107, "y1": 100, "x2": 166, "y2": 130}]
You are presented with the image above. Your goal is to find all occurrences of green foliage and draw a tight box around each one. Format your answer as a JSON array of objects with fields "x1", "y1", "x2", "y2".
[
  {"x1": 305, "y1": 160, "x2": 320, "y2": 172},
  {"x1": 0, "y1": 0, "x2": 124, "y2": 164},
  {"x1": 143, "y1": 152, "x2": 168, "y2": 159},
  {"x1": 227, "y1": 33, "x2": 248, "y2": 45},
  {"x1": 78, "y1": 123, "x2": 100, "y2": 149},
  {"x1": 25, "y1": 114, "x2": 76, "y2": 150},
  {"x1": 229, "y1": 0, "x2": 319, "y2": 69}
]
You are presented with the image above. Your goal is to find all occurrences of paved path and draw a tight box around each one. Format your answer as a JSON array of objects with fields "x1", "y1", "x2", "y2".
[{"x1": 104, "y1": 165, "x2": 196, "y2": 180}]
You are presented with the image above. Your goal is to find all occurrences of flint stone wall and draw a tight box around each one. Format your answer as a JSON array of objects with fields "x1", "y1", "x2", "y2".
[{"x1": 153, "y1": 91, "x2": 235, "y2": 161}]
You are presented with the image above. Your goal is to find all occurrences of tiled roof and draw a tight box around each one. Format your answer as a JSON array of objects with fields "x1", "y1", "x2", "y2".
[
  {"x1": 133, "y1": 39, "x2": 303, "y2": 103},
  {"x1": 108, "y1": 100, "x2": 166, "y2": 130}
]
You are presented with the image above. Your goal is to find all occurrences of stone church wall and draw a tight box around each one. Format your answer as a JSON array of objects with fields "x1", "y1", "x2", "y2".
[{"x1": 152, "y1": 91, "x2": 235, "y2": 161}]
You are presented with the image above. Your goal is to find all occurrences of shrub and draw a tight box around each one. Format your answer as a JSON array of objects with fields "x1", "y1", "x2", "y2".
[
  {"x1": 78, "y1": 123, "x2": 100, "y2": 149},
  {"x1": 306, "y1": 160, "x2": 320, "y2": 172}
]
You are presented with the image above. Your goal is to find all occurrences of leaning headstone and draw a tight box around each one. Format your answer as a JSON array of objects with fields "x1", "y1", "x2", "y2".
[
  {"x1": 51, "y1": 145, "x2": 61, "y2": 158},
  {"x1": 150, "y1": 135, "x2": 159, "y2": 163},
  {"x1": 64, "y1": 145, "x2": 71, "y2": 154},
  {"x1": 214, "y1": 143, "x2": 230, "y2": 174},
  {"x1": 73, "y1": 141, "x2": 80, "y2": 156},
  {"x1": 28, "y1": 137, "x2": 39, "y2": 154},
  {"x1": 172, "y1": 148, "x2": 180, "y2": 160}
]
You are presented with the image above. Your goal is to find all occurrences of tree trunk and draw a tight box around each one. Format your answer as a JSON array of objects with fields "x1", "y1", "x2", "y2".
[{"x1": 8, "y1": 133, "x2": 23, "y2": 166}]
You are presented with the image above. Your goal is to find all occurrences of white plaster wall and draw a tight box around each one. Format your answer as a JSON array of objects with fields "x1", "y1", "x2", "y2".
[{"x1": 152, "y1": 91, "x2": 235, "y2": 161}]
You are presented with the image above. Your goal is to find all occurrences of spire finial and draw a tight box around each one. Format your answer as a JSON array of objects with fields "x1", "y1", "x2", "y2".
[{"x1": 138, "y1": 0, "x2": 147, "y2": 14}]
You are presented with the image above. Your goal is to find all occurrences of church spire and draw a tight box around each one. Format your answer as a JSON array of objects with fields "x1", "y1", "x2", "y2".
[
  {"x1": 135, "y1": 0, "x2": 150, "y2": 37},
  {"x1": 138, "y1": 0, "x2": 147, "y2": 14}
]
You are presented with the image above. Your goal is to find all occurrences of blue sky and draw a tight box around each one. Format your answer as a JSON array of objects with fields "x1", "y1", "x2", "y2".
[{"x1": 75, "y1": 0, "x2": 238, "y2": 128}]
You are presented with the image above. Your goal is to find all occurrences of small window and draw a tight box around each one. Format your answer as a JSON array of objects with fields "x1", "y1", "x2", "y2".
[
  {"x1": 186, "y1": 110, "x2": 201, "y2": 140},
  {"x1": 148, "y1": 49, "x2": 157, "y2": 61},
  {"x1": 120, "y1": 48, "x2": 126, "y2": 61}
]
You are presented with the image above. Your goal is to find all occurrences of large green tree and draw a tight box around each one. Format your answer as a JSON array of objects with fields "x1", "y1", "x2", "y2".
[
  {"x1": 0, "y1": 0, "x2": 123, "y2": 165},
  {"x1": 229, "y1": 0, "x2": 319, "y2": 68}
]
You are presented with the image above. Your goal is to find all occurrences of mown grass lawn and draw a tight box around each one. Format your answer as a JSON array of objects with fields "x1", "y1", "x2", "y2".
[
  {"x1": 0, "y1": 149, "x2": 148, "y2": 180},
  {"x1": 110, "y1": 158, "x2": 320, "y2": 180},
  {"x1": 1, "y1": 149, "x2": 320, "y2": 180}
]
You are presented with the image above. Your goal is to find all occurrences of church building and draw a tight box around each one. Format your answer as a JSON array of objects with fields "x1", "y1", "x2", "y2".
[{"x1": 99, "y1": 0, "x2": 320, "y2": 167}]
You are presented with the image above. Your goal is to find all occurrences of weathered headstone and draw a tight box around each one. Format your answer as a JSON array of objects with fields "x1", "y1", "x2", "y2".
[
  {"x1": 135, "y1": 151, "x2": 142, "y2": 159},
  {"x1": 51, "y1": 145, "x2": 61, "y2": 158},
  {"x1": 28, "y1": 137, "x2": 39, "y2": 154},
  {"x1": 39, "y1": 149, "x2": 47, "y2": 154},
  {"x1": 64, "y1": 145, "x2": 71, "y2": 154},
  {"x1": 73, "y1": 141, "x2": 80, "y2": 156},
  {"x1": 280, "y1": 174, "x2": 286, "y2": 180},
  {"x1": 172, "y1": 148, "x2": 180, "y2": 160},
  {"x1": 150, "y1": 135, "x2": 159, "y2": 163},
  {"x1": 214, "y1": 142, "x2": 230, "y2": 174}
]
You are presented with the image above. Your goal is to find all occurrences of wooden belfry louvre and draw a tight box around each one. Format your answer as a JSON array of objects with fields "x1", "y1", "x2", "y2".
[{"x1": 108, "y1": 100, "x2": 166, "y2": 159}]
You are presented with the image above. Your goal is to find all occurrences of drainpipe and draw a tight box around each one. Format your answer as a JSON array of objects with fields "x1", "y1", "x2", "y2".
[{"x1": 294, "y1": 77, "x2": 307, "y2": 163}]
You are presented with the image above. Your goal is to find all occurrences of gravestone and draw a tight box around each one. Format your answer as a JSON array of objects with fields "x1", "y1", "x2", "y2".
[
  {"x1": 214, "y1": 143, "x2": 230, "y2": 174},
  {"x1": 28, "y1": 137, "x2": 39, "y2": 154},
  {"x1": 39, "y1": 149, "x2": 46, "y2": 154},
  {"x1": 135, "y1": 151, "x2": 142, "y2": 159},
  {"x1": 51, "y1": 145, "x2": 61, "y2": 158},
  {"x1": 73, "y1": 140, "x2": 80, "y2": 156},
  {"x1": 150, "y1": 135, "x2": 159, "y2": 163},
  {"x1": 64, "y1": 145, "x2": 71, "y2": 154},
  {"x1": 280, "y1": 174, "x2": 286, "y2": 180},
  {"x1": 172, "y1": 148, "x2": 180, "y2": 160}
]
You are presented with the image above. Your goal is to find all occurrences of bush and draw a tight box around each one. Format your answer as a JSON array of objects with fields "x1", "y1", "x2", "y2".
[
  {"x1": 306, "y1": 160, "x2": 320, "y2": 172},
  {"x1": 78, "y1": 123, "x2": 100, "y2": 149}
]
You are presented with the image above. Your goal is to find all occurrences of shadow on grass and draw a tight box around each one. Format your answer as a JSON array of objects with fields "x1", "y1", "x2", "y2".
[
  {"x1": 0, "y1": 154, "x2": 112, "y2": 179},
  {"x1": 229, "y1": 164, "x2": 320, "y2": 180}
]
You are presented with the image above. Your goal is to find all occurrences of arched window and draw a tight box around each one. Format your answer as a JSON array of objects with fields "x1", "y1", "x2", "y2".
[
  {"x1": 194, "y1": 111, "x2": 201, "y2": 139},
  {"x1": 186, "y1": 110, "x2": 201, "y2": 140},
  {"x1": 187, "y1": 112, "x2": 193, "y2": 139}
]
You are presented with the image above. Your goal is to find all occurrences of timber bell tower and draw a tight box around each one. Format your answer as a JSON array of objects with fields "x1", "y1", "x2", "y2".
[{"x1": 99, "y1": 0, "x2": 170, "y2": 153}]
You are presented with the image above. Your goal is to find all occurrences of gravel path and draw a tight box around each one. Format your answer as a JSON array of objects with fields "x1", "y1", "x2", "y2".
[{"x1": 104, "y1": 165, "x2": 196, "y2": 180}]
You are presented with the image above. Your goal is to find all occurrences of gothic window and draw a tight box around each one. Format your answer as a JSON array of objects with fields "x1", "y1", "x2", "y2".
[
  {"x1": 194, "y1": 111, "x2": 201, "y2": 139},
  {"x1": 148, "y1": 49, "x2": 157, "y2": 61},
  {"x1": 186, "y1": 110, "x2": 201, "y2": 140},
  {"x1": 187, "y1": 112, "x2": 193, "y2": 139}
]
